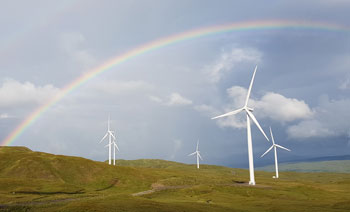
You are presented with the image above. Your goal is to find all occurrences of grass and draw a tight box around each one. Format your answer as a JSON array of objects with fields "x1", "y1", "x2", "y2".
[{"x1": 0, "y1": 146, "x2": 349, "y2": 211}]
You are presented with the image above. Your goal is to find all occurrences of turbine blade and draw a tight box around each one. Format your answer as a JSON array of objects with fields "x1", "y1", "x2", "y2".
[
  {"x1": 99, "y1": 133, "x2": 108, "y2": 143},
  {"x1": 114, "y1": 143, "x2": 120, "y2": 151},
  {"x1": 270, "y1": 127, "x2": 275, "y2": 145},
  {"x1": 196, "y1": 140, "x2": 199, "y2": 151},
  {"x1": 276, "y1": 144, "x2": 291, "y2": 152},
  {"x1": 211, "y1": 108, "x2": 244, "y2": 120},
  {"x1": 109, "y1": 131, "x2": 116, "y2": 139},
  {"x1": 104, "y1": 143, "x2": 110, "y2": 148},
  {"x1": 188, "y1": 152, "x2": 196, "y2": 156},
  {"x1": 261, "y1": 145, "x2": 274, "y2": 157},
  {"x1": 245, "y1": 65, "x2": 257, "y2": 107},
  {"x1": 246, "y1": 110, "x2": 269, "y2": 141},
  {"x1": 198, "y1": 152, "x2": 203, "y2": 160}
]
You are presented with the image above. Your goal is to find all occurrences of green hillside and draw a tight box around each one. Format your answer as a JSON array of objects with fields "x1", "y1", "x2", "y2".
[
  {"x1": 0, "y1": 146, "x2": 350, "y2": 212},
  {"x1": 257, "y1": 160, "x2": 350, "y2": 173}
]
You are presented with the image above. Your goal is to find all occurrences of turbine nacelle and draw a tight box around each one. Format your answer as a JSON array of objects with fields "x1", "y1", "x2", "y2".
[{"x1": 245, "y1": 107, "x2": 254, "y2": 112}]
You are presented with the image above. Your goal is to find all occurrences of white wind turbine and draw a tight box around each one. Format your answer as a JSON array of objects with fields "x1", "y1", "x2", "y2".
[
  {"x1": 212, "y1": 66, "x2": 269, "y2": 185},
  {"x1": 111, "y1": 129, "x2": 120, "y2": 166},
  {"x1": 261, "y1": 127, "x2": 291, "y2": 178},
  {"x1": 99, "y1": 116, "x2": 115, "y2": 165},
  {"x1": 188, "y1": 140, "x2": 203, "y2": 169}
]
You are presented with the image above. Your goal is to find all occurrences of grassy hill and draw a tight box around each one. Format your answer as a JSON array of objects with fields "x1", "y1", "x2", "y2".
[
  {"x1": 257, "y1": 160, "x2": 350, "y2": 173},
  {"x1": 0, "y1": 146, "x2": 350, "y2": 212}
]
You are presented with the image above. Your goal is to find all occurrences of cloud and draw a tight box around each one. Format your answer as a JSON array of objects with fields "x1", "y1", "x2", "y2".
[
  {"x1": 287, "y1": 97, "x2": 350, "y2": 139},
  {"x1": 167, "y1": 93, "x2": 192, "y2": 106},
  {"x1": 214, "y1": 112, "x2": 247, "y2": 129},
  {"x1": 148, "y1": 95, "x2": 163, "y2": 103},
  {"x1": 0, "y1": 113, "x2": 10, "y2": 119},
  {"x1": 0, "y1": 79, "x2": 59, "y2": 108},
  {"x1": 59, "y1": 32, "x2": 96, "y2": 69},
  {"x1": 205, "y1": 47, "x2": 262, "y2": 83},
  {"x1": 194, "y1": 104, "x2": 219, "y2": 117},
  {"x1": 255, "y1": 92, "x2": 314, "y2": 122},
  {"x1": 287, "y1": 120, "x2": 335, "y2": 138},
  {"x1": 208, "y1": 86, "x2": 312, "y2": 129},
  {"x1": 149, "y1": 92, "x2": 192, "y2": 106}
]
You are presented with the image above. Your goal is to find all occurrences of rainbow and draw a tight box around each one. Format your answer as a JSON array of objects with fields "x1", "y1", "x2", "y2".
[{"x1": 2, "y1": 20, "x2": 349, "y2": 146}]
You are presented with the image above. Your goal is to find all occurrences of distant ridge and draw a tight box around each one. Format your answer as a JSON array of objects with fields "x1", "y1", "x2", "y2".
[
  {"x1": 257, "y1": 160, "x2": 350, "y2": 173},
  {"x1": 285, "y1": 155, "x2": 350, "y2": 163}
]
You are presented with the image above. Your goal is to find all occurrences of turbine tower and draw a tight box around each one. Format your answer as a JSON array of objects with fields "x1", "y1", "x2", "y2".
[
  {"x1": 99, "y1": 116, "x2": 115, "y2": 165},
  {"x1": 188, "y1": 140, "x2": 203, "y2": 169},
  {"x1": 261, "y1": 127, "x2": 291, "y2": 178},
  {"x1": 212, "y1": 65, "x2": 269, "y2": 185},
  {"x1": 112, "y1": 129, "x2": 120, "y2": 165}
]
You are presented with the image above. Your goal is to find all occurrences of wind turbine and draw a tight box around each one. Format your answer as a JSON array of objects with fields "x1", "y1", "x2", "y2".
[
  {"x1": 212, "y1": 65, "x2": 269, "y2": 185},
  {"x1": 261, "y1": 127, "x2": 291, "y2": 178},
  {"x1": 112, "y1": 129, "x2": 120, "y2": 166},
  {"x1": 104, "y1": 132, "x2": 119, "y2": 165},
  {"x1": 188, "y1": 140, "x2": 203, "y2": 169},
  {"x1": 99, "y1": 116, "x2": 115, "y2": 165}
]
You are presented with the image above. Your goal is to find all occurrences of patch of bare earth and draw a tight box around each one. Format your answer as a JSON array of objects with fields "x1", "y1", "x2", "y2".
[
  {"x1": 225, "y1": 181, "x2": 272, "y2": 188},
  {"x1": 132, "y1": 183, "x2": 190, "y2": 196}
]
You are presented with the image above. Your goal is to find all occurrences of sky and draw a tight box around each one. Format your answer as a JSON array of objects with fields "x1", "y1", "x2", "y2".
[{"x1": 0, "y1": 0, "x2": 350, "y2": 168}]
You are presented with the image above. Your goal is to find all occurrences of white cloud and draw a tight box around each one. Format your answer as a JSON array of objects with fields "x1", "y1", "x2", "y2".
[
  {"x1": 0, "y1": 79, "x2": 59, "y2": 108},
  {"x1": 195, "y1": 103, "x2": 247, "y2": 128},
  {"x1": 215, "y1": 112, "x2": 247, "y2": 129},
  {"x1": 207, "y1": 86, "x2": 350, "y2": 140},
  {"x1": 227, "y1": 86, "x2": 247, "y2": 106},
  {"x1": 206, "y1": 47, "x2": 262, "y2": 83},
  {"x1": 287, "y1": 97, "x2": 350, "y2": 139},
  {"x1": 60, "y1": 32, "x2": 96, "y2": 69},
  {"x1": 149, "y1": 95, "x2": 163, "y2": 103},
  {"x1": 287, "y1": 120, "x2": 335, "y2": 138},
  {"x1": 149, "y1": 92, "x2": 192, "y2": 106},
  {"x1": 208, "y1": 86, "x2": 312, "y2": 129},
  {"x1": 167, "y1": 92, "x2": 192, "y2": 106},
  {"x1": 0, "y1": 113, "x2": 10, "y2": 119},
  {"x1": 194, "y1": 104, "x2": 219, "y2": 117},
  {"x1": 255, "y1": 92, "x2": 313, "y2": 122}
]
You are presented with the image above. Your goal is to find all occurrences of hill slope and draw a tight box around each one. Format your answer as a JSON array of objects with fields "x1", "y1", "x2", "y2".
[
  {"x1": 257, "y1": 160, "x2": 350, "y2": 173},
  {"x1": 0, "y1": 146, "x2": 350, "y2": 212}
]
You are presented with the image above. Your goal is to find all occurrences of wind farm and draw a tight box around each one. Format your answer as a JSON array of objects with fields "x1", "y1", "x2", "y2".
[
  {"x1": 1, "y1": 1, "x2": 350, "y2": 211},
  {"x1": 0, "y1": 146, "x2": 350, "y2": 211}
]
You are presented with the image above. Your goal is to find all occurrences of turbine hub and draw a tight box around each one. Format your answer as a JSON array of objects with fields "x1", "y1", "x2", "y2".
[{"x1": 246, "y1": 107, "x2": 254, "y2": 112}]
